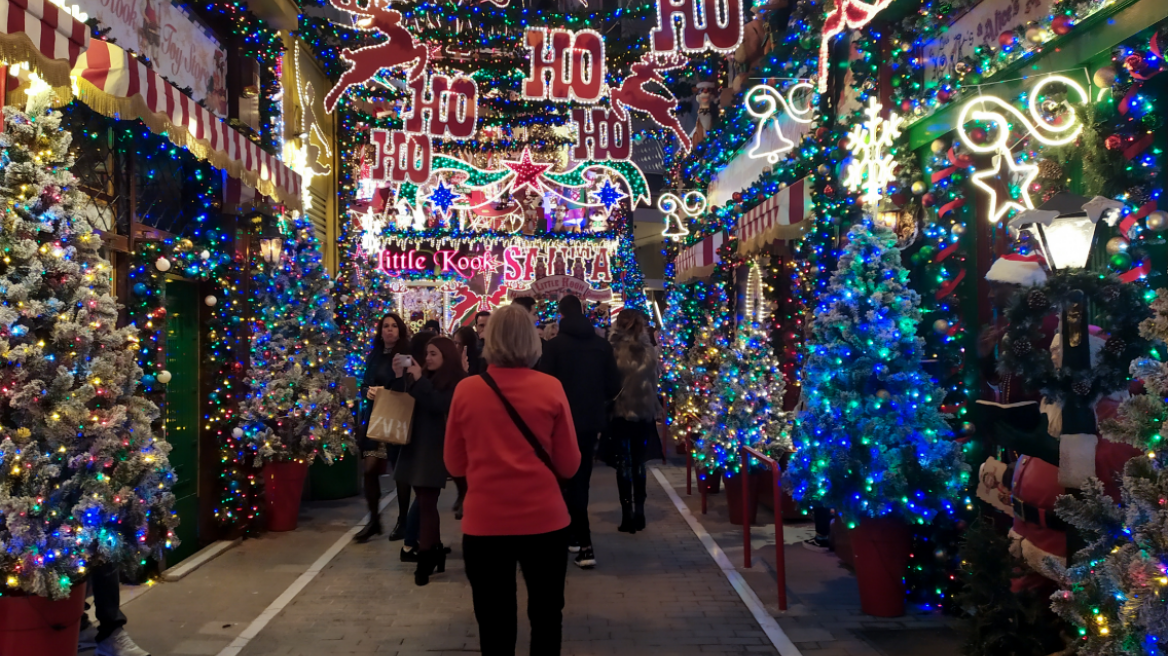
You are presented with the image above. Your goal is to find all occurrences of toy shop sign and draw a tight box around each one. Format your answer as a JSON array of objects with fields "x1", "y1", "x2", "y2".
[
  {"x1": 82, "y1": 0, "x2": 228, "y2": 115},
  {"x1": 378, "y1": 241, "x2": 616, "y2": 283},
  {"x1": 920, "y1": 0, "x2": 1055, "y2": 90}
]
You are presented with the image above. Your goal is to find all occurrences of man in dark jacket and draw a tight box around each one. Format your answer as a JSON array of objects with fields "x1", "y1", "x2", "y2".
[{"x1": 538, "y1": 294, "x2": 621, "y2": 568}]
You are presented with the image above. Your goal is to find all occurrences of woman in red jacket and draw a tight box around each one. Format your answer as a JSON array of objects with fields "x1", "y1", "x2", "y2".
[{"x1": 445, "y1": 304, "x2": 581, "y2": 656}]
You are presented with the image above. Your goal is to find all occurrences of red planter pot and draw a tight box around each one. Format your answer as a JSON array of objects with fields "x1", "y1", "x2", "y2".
[
  {"x1": 0, "y1": 585, "x2": 85, "y2": 656},
  {"x1": 699, "y1": 469, "x2": 722, "y2": 494},
  {"x1": 724, "y1": 472, "x2": 760, "y2": 526},
  {"x1": 756, "y1": 469, "x2": 774, "y2": 511},
  {"x1": 851, "y1": 517, "x2": 913, "y2": 617},
  {"x1": 265, "y1": 460, "x2": 309, "y2": 532}
]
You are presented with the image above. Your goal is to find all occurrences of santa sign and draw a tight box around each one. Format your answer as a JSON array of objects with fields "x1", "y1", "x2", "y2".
[{"x1": 403, "y1": 73, "x2": 479, "y2": 139}]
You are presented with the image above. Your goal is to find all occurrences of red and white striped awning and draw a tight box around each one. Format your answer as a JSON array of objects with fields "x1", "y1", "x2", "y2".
[
  {"x1": 734, "y1": 177, "x2": 812, "y2": 255},
  {"x1": 71, "y1": 40, "x2": 302, "y2": 210},
  {"x1": 674, "y1": 232, "x2": 725, "y2": 283},
  {"x1": 0, "y1": 0, "x2": 88, "y2": 87}
]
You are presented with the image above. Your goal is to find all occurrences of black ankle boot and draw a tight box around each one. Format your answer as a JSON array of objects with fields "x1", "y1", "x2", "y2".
[
  {"x1": 354, "y1": 517, "x2": 382, "y2": 543},
  {"x1": 617, "y1": 500, "x2": 636, "y2": 533},
  {"x1": 387, "y1": 518, "x2": 406, "y2": 541},
  {"x1": 415, "y1": 546, "x2": 447, "y2": 586},
  {"x1": 634, "y1": 499, "x2": 646, "y2": 531}
]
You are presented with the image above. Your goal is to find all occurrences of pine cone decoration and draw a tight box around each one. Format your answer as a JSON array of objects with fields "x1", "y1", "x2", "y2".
[
  {"x1": 1038, "y1": 159, "x2": 1063, "y2": 180},
  {"x1": 1128, "y1": 185, "x2": 1152, "y2": 208},
  {"x1": 1073, "y1": 381, "x2": 1092, "y2": 396},
  {"x1": 1012, "y1": 339, "x2": 1033, "y2": 356},
  {"x1": 1028, "y1": 291, "x2": 1049, "y2": 310},
  {"x1": 1104, "y1": 338, "x2": 1126, "y2": 355}
]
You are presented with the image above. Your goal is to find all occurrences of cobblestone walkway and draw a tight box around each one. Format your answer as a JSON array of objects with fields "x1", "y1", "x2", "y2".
[{"x1": 235, "y1": 465, "x2": 780, "y2": 656}]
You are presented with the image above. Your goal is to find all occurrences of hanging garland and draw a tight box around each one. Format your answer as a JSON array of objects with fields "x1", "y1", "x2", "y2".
[{"x1": 999, "y1": 271, "x2": 1151, "y2": 404}]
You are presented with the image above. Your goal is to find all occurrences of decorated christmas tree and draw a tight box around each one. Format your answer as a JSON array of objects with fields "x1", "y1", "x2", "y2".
[
  {"x1": 235, "y1": 216, "x2": 355, "y2": 465},
  {"x1": 699, "y1": 321, "x2": 791, "y2": 474},
  {"x1": 1048, "y1": 288, "x2": 1168, "y2": 655},
  {"x1": 668, "y1": 282, "x2": 731, "y2": 477},
  {"x1": 788, "y1": 222, "x2": 967, "y2": 524},
  {"x1": 0, "y1": 99, "x2": 177, "y2": 599}
]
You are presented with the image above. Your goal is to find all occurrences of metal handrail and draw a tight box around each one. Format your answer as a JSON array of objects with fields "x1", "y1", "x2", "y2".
[{"x1": 741, "y1": 445, "x2": 788, "y2": 611}]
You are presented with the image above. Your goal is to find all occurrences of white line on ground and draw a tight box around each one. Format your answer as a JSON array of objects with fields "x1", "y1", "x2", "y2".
[
  {"x1": 214, "y1": 491, "x2": 398, "y2": 656},
  {"x1": 161, "y1": 538, "x2": 242, "y2": 582},
  {"x1": 650, "y1": 466, "x2": 802, "y2": 656}
]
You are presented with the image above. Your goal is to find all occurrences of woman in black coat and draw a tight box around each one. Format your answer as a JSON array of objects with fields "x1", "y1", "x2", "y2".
[
  {"x1": 392, "y1": 336, "x2": 466, "y2": 585},
  {"x1": 354, "y1": 313, "x2": 412, "y2": 542}
]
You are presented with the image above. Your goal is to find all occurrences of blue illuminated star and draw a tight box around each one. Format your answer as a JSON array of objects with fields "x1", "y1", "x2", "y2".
[
  {"x1": 593, "y1": 179, "x2": 627, "y2": 211},
  {"x1": 428, "y1": 181, "x2": 460, "y2": 215}
]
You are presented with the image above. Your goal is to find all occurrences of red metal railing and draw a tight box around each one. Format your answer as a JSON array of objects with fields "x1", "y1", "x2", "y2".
[{"x1": 741, "y1": 445, "x2": 788, "y2": 611}]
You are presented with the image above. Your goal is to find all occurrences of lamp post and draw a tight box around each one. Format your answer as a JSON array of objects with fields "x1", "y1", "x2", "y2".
[
  {"x1": 259, "y1": 223, "x2": 284, "y2": 265},
  {"x1": 1007, "y1": 192, "x2": 1121, "y2": 271}
]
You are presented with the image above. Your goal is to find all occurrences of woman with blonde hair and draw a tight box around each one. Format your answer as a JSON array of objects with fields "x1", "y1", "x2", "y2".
[{"x1": 445, "y1": 303, "x2": 580, "y2": 656}]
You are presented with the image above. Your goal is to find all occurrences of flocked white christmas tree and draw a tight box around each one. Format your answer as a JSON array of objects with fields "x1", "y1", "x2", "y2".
[
  {"x1": 1049, "y1": 288, "x2": 1168, "y2": 655},
  {"x1": 235, "y1": 215, "x2": 355, "y2": 465},
  {"x1": 0, "y1": 96, "x2": 177, "y2": 599}
]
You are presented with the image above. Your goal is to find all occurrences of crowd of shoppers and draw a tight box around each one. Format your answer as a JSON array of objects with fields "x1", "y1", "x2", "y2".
[{"x1": 351, "y1": 298, "x2": 662, "y2": 656}]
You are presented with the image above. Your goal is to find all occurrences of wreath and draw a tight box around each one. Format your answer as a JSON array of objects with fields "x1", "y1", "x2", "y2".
[{"x1": 998, "y1": 271, "x2": 1151, "y2": 404}]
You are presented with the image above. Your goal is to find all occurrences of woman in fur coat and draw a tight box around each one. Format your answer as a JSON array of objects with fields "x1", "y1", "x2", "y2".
[{"x1": 606, "y1": 310, "x2": 663, "y2": 532}]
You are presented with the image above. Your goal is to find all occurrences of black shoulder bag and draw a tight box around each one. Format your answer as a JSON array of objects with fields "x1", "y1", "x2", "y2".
[{"x1": 480, "y1": 371, "x2": 563, "y2": 481}]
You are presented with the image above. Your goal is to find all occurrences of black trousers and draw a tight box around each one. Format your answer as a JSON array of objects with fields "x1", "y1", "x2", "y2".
[
  {"x1": 611, "y1": 418, "x2": 652, "y2": 505},
  {"x1": 563, "y1": 431, "x2": 596, "y2": 548},
  {"x1": 463, "y1": 528, "x2": 569, "y2": 656},
  {"x1": 79, "y1": 562, "x2": 126, "y2": 641}
]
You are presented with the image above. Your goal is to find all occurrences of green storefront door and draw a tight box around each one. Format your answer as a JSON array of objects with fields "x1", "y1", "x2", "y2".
[{"x1": 165, "y1": 280, "x2": 200, "y2": 565}]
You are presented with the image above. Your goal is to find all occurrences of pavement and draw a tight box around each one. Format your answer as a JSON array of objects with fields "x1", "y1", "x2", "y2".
[{"x1": 101, "y1": 459, "x2": 963, "y2": 656}]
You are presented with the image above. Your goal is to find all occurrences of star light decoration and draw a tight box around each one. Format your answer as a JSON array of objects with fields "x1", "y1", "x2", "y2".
[
  {"x1": 502, "y1": 147, "x2": 553, "y2": 194},
  {"x1": 428, "y1": 181, "x2": 461, "y2": 216},
  {"x1": 593, "y1": 178, "x2": 627, "y2": 211},
  {"x1": 842, "y1": 98, "x2": 903, "y2": 210},
  {"x1": 971, "y1": 153, "x2": 1040, "y2": 224}
]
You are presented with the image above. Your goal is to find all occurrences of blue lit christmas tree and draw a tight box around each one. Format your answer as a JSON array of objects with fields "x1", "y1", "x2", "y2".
[
  {"x1": 235, "y1": 215, "x2": 355, "y2": 465},
  {"x1": 788, "y1": 222, "x2": 967, "y2": 524}
]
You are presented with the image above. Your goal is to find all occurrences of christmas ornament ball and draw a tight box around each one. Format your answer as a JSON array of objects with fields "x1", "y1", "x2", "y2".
[
  {"x1": 969, "y1": 127, "x2": 988, "y2": 144},
  {"x1": 998, "y1": 31, "x2": 1015, "y2": 47},
  {"x1": 141, "y1": 374, "x2": 156, "y2": 387},
  {"x1": 1110, "y1": 252, "x2": 1133, "y2": 269},
  {"x1": 901, "y1": 100, "x2": 913, "y2": 113},
  {"x1": 1051, "y1": 15, "x2": 1073, "y2": 35},
  {"x1": 155, "y1": 256, "x2": 171, "y2": 272},
  {"x1": 157, "y1": 370, "x2": 172, "y2": 384},
  {"x1": 911, "y1": 180, "x2": 927, "y2": 195},
  {"x1": 200, "y1": 250, "x2": 211, "y2": 260},
  {"x1": 1105, "y1": 237, "x2": 1129, "y2": 255},
  {"x1": 933, "y1": 319, "x2": 950, "y2": 334},
  {"x1": 133, "y1": 283, "x2": 148, "y2": 296},
  {"x1": 930, "y1": 139, "x2": 947, "y2": 154},
  {"x1": 1025, "y1": 26, "x2": 1044, "y2": 43},
  {"x1": 1093, "y1": 65, "x2": 1117, "y2": 89},
  {"x1": 817, "y1": 164, "x2": 829, "y2": 176},
  {"x1": 204, "y1": 295, "x2": 218, "y2": 307},
  {"x1": 232, "y1": 427, "x2": 244, "y2": 439},
  {"x1": 876, "y1": 389, "x2": 891, "y2": 400},
  {"x1": 732, "y1": 192, "x2": 743, "y2": 202},
  {"x1": 922, "y1": 192, "x2": 937, "y2": 207},
  {"x1": 961, "y1": 421, "x2": 976, "y2": 436},
  {"x1": 1147, "y1": 210, "x2": 1168, "y2": 232},
  {"x1": 952, "y1": 223, "x2": 966, "y2": 236},
  {"x1": 937, "y1": 88, "x2": 952, "y2": 103}
]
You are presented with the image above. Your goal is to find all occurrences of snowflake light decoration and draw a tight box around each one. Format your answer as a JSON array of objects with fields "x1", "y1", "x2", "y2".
[
  {"x1": 359, "y1": 208, "x2": 386, "y2": 256},
  {"x1": 842, "y1": 98, "x2": 903, "y2": 209}
]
